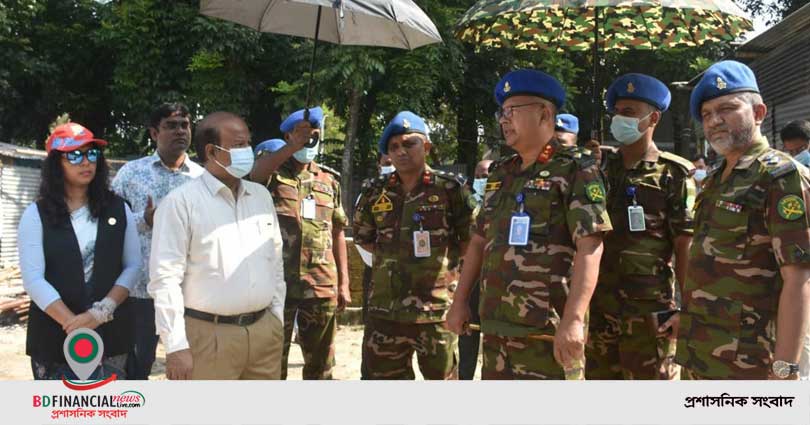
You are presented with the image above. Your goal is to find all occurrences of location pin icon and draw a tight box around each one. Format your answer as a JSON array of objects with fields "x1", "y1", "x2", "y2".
[{"x1": 63, "y1": 328, "x2": 104, "y2": 380}]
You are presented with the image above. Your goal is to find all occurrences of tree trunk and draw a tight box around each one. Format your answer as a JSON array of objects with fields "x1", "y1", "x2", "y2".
[{"x1": 341, "y1": 84, "x2": 363, "y2": 223}]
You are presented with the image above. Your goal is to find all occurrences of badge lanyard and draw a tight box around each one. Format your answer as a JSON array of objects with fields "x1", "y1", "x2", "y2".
[
  {"x1": 509, "y1": 192, "x2": 530, "y2": 246},
  {"x1": 412, "y1": 213, "x2": 431, "y2": 258},
  {"x1": 626, "y1": 185, "x2": 646, "y2": 232}
]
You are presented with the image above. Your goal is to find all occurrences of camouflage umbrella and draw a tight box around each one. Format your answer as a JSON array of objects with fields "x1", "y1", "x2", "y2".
[{"x1": 456, "y1": 0, "x2": 753, "y2": 138}]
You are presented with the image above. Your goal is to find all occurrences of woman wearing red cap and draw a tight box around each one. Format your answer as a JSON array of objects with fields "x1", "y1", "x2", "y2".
[{"x1": 18, "y1": 123, "x2": 141, "y2": 380}]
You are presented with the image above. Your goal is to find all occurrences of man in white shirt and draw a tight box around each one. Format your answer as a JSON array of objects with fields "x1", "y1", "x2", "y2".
[{"x1": 148, "y1": 112, "x2": 285, "y2": 380}]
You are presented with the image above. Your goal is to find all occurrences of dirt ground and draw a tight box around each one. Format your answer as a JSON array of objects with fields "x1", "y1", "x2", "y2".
[{"x1": 0, "y1": 324, "x2": 481, "y2": 380}]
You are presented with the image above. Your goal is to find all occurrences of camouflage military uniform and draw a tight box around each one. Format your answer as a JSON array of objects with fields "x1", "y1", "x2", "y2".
[
  {"x1": 269, "y1": 160, "x2": 348, "y2": 380},
  {"x1": 353, "y1": 167, "x2": 476, "y2": 379},
  {"x1": 675, "y1": 135, "x2": 810, "y2": 379},
  {"x1": 586, "y1": 145, "x2": 695, "y2": 380},
  {"x1": 476, "y1": 139, "x2": 612, "y2": 379}
]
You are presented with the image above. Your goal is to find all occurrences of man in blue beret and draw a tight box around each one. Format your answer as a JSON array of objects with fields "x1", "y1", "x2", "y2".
[
  {"x1": 447, "y1": 69, "x2": 612, "y2": 380},
  {"x1": 249, "y1": 107, "x2": 351, "y2": 380},
  {"x1": 555, "y1": 113, "x2": 579, "y2": 146},
  {"x1": 586, "y1": 73, "x2": 696, "y2": 380},
  {"x1": 675, "y1": 60, "x2": 810, "y2": 380},
  {"x1": 352, "y1": 111, "x2": 476, "y2": 379}
]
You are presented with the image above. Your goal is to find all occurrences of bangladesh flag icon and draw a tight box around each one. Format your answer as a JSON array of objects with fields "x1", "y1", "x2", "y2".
[{"x1": 63, "y1": 328, "x2": 104, "y2": 381}]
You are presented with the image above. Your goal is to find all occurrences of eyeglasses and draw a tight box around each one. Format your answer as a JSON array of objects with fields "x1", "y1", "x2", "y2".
[
  {"x1": 495, "y1": 102, "x2": 544, "y2": 120},
  {"x1": 64, "y1": 148, "x2": 101, "y2": 165},
  {"x1": 160, "y1": 120, "x2": 190, "y2": 131}
]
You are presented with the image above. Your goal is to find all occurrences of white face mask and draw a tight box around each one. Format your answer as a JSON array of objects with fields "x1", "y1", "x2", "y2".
[
  {"x1": 214, "y1": 145, "x2": 254, "y2": 178},
  {"x1": 293, "y1": 141, "x2": 319, "y2": 164},
  {"x1": 610, "y1": 112, "x2": 652, "y2": 145},
  {"x1": 472, "y1": 178, "x2": 487, "y2": 198},
  {"x1": 380, "y1": 165, "x2": 396, "y2": 175},
  {"x1": 693, "y1": 168, "x2": 707, "y2": 182}
]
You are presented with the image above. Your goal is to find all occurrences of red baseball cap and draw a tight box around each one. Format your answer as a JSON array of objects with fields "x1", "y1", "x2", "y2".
[{"x1": 46, "y1": 123, "x2": 108, "y2": 153}]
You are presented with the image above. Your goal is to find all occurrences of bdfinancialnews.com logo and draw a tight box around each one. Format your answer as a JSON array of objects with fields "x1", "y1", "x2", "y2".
[{"x1": 33, "y1": 391, "x2": 146, "y2": 408}]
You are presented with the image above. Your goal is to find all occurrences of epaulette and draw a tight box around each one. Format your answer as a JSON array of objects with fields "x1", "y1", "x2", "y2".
[
  {"x1": 707, "y1": 161, "x2": 723, "y2": 177},
  {"x1": 319, "y1": 163, "x2": 341, "y2": 177},
  {"x1": 659, "y1": 151, "x2": 695, "y2": 175},
  {"x1": 758, "y1": 149, "x2": 797, "y2": 179},
  {"x1": 488, "y1": 154, "x2": 517, "y2": 174},
  {"x1": 433, "y1": 169, "x2": 467, "y2": 186},
  {"x1": 360, "y1": 175, "x2": 387, "y2": 192},
  {"x1": 558, "y1": 145, "x2": 596, "y2": 169}
]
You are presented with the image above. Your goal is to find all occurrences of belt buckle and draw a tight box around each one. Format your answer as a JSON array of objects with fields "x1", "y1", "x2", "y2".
[{"x1": 236, "y1": 313, "x2": 252, "y2": 326}]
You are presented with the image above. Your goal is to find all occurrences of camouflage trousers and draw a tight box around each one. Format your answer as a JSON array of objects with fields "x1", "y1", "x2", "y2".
[
  {"x1": 364, "y1": 316, "x2": 458, "y2": 380},
  {"x1": 586, "y1": 310, "x2": 680, "y2": 380},
  {"x1": 481, "y1": 334, "x2": 565, "y2": 380},
  {"x1": 281, "y1": 297, "x2": 336, "y2": 380}
]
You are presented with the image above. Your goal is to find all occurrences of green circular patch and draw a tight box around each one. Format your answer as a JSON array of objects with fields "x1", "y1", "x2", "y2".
[
  {"x1": 68, "y1": 333, "x2": 99, "y2": 364},
  {"x1": 778, "y1": 195, "x2": 805, "y2": 221},
  {"x1": 585, "y1": 182, "x2": 605, "y2": 202}
]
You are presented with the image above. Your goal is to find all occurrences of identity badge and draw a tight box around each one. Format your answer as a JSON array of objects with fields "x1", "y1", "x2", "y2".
[
  {"x1": 302, "y1": 197, "x2": 317, "y2": 220},
  {"x1": 628, "y1": 205, "x2": 646, "y2": 232},
  {"x1": 413, "y1": 230, "x2": 431, "y2": 257},
  {"x1": 509, "y1": 214, "x2": 530, "y2": 246}
]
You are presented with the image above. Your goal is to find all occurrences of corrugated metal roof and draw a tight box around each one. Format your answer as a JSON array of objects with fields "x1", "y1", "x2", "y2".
[{"x1": 738, "y1": 3, "x2": 810, "y2": 56}]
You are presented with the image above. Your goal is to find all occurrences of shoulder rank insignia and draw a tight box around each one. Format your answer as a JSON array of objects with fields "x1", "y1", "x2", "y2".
[
  {"x1": 276, "y1": 175, "x2": 297, "y2": 186},
  {"x1": 585, "y1": 181, "x2": 605, "y2": 202},
  {"x1": 777, "y1": 195, "x2": 805, "y2": 220},
  {"x1": 485, "y1": 181, "x2": 501, "y2": 192},
  {"x1": 372, "y1": 193, "x2": 394, "y2": 213}
]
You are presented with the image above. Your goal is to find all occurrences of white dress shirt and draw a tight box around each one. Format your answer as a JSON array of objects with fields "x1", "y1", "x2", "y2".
[{"x1": 148, "y1": 170, "x2": 285, "y2": 354}]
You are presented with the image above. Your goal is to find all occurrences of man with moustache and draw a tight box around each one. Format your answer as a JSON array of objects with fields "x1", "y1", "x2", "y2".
[
  {"x1": 586, "y1": 74, "x2": 695, "y2": 380},
  {"x1": 446, "y1": 69, "x2": 612, "y2": 379},
  {"x1": 353, "y1": 111, "x2": 476, "y2": 379},
  {"x1": 675, "y1": 61, "x2": 810, "y2": 380},
  {"x1": 112, "y1": 102, "x2": 203, "y2": 379}
]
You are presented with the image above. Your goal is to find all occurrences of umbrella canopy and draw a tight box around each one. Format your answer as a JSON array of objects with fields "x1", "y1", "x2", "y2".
[
  {"x1": 201, "y1": 0, "x2": 442, "y2": 50},
  {"x1": 456, "y1": 0, "x2": 753, "y2": 51}
]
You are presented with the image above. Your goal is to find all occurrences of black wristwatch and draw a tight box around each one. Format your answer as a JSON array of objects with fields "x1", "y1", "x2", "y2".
[{"x1": 771, "y1": 360, "x2": 800, "y2": 379}]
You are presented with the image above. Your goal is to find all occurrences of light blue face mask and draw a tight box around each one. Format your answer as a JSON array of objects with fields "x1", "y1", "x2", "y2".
[
  {"x1": 380, "y1": 165, "x2": 395, "y2": 175},
  {"x1": 473, "y1": 178, "x2": 487, "y2": 196},
  {"x1": 794, "y1": 149, "x2": 810, "y2": 167},
  {"x1": 293, "y1": 142, "x2": 319, "y2": 164},
  {"x1": 610, "y1": 112, "x2": 652, "y2": 145},
  {"x1": 214, "y1": 145, "x2": 254, "y2": 178}
]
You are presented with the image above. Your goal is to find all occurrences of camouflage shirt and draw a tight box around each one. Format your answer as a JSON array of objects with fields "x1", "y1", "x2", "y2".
[
  {"x1": 268, "y1": 160, "x2": 348, "y2": 300},
  {"x1": 597, "y1": 145, "x2": 696, "y2": 313},
  {"x1": 353, "y1": 167, "x2": 476, "y2": 324},
  {"x1": 475, "y1": 139, "x2": 612, "y2": 337},
  {"x1": 675, "y1": 135, "x2": 810, "y2": 379}
]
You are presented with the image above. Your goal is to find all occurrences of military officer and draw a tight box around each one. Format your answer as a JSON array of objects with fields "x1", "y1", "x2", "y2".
[
  {"x1": 249, "y1": 107, "x2": 351, "y2": 380},
  {"x1": 555, "y1": 114, "x2": 579, "y2": 146},
  {"x1": 353, "y1": 111, "x2": 475, "y2": 380},
  {"x1": 446, "y1": 69, "x2": 612, "y2": 379},
  {"x1": 586, "y1": 73, "x2": 695, "y2": 380},
  {"x1": 676, "y1": 61, "x2": 810, "y2": 380}
]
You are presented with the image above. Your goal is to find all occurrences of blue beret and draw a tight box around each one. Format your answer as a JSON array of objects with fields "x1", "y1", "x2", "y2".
[
  {"x1": 494, "y1": 69, "x2": 566, "y2": 109},
  {"x1": 378, "y1": 111, "x2": 427, "y2": 154},
  {"x1": 606, "y1": 73, "x2": 671, "y2": 112},
  {"x1": 255, "y1": 138, "x2": 286, "y2": 154},
  {"x1": 555, "y1": 114, "x2": 579, "y2": 135},
  {"x1": 280, "y1": 106, "x2": 324, "y2": 133},
  {"x1": 690, "y1": 60, "x2": 759, "y2": 122}
]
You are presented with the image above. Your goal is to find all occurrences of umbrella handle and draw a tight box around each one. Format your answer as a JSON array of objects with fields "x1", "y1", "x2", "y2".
[{"x1": 304, "y1": 6, "x2": 323, "y2": 117}]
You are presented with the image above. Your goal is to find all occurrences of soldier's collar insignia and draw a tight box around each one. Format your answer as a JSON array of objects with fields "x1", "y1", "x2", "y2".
[
  {"x1": 402, "y1": 119, "x2": 411, "y2": 129},
  {"x1": 428, "y1": 194, "x2": 440, "y2": 203},
  {"x1": 585, "y1": 181, "x2": 605, "y2": 202},
  {"x1": 372, "y1": 193, "x2": 394, "y2": 213},
  {"x1": 777, "y1": 195, "x2": 805, "y2": 220},
  {"x1": 627, "y1": 82, "x2": 635, "y2": 93},
  {"x1": 716, "y1": 77, "x2": 727, "y2": 90},
  {"x1": 485, "y1": 181, "x2": 501, "y2": 192},
  {"x1": 538, "y1": 143, "x2": 555, "y2": 163},
  {"x1": 504, "y1": 81, "x2": 511, "y2": 93}
]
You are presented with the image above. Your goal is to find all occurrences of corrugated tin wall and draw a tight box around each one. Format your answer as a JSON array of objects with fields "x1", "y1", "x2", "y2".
[
  {"x1": 1, "y1": 163, "x2": 41, "y2": 267},
  {"x1": 763, "y1": 94, "x2": 810, "y2": 148}
]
